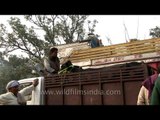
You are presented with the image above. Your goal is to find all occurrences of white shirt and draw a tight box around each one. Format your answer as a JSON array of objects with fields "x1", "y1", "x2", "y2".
[
  {"x1": 137, "y1": 86, "x2": 149, "y2": 105},
  {"x1": 0, "y1": 85, "x2": 34, "y2": 105}
]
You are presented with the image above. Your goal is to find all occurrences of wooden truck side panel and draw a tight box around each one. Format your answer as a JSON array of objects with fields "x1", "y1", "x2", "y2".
[{"x1": 44, "y1": 63, "x2": 148, "y2": 105}]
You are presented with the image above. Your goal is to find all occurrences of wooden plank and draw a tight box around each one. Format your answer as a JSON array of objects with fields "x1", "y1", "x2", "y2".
[{"x1": 68, "y1": 38, "x2": 160, "y2": 62}]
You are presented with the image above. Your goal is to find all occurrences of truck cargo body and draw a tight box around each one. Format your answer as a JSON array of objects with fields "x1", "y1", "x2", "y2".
[
  {"x1": 44, "y1": 63, "x2": 149, "y2": 105},
  {"x1": 18, "y1": 38, "x2": 160, "y2": 105}
]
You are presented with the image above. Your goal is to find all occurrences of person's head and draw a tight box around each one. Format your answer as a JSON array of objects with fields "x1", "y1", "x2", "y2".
[
  {"x1": 88, "y1": 33, "x2": 94, "y2": 36},
  {"x1": 49, "y1": 47, "x2": 58, "y2": 60},
  {"x1": 147, "y1": 64, "x2": 160, "y2": 75},
  {"x1": 6, "y1": 80, "x2": 20, "y2": 95}
]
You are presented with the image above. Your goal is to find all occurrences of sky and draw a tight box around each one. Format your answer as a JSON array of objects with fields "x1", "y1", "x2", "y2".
[
  {"x1": 0, "y1": 15, "x2": 160, "y2": 56},
  {"x1": 88, "y1": 15, "x2": 160, "y2": 45}
]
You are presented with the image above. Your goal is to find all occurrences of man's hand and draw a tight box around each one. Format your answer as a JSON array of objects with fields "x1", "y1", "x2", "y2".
[{"x1": 32, "y1": 79, "x2": 39, "y2": 87}]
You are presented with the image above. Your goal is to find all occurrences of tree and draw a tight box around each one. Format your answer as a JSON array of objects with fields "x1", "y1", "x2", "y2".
[
  {"x1": 0, "y1": 54, "x2": 35, "y2": 94},
  {"x1": 0, "y1": 15, "x2": 98, "y2": 66},
  {"x1": 24, "y1": 15, "x2": 89, "y2": 44},
  {"x1": 0, "y1": 17, "x2": 47, "y2": 65},
  {"x1": 150, "y1": 26, "x2": 160, "y2": 38},
  {"x1": 87, "y1": 19, "x2": 98, "y2": 34},
  {"x1": 24, "y1": 15, "x2": 59, "y2": 45},
  {"x1": 57, "y1": 15, "x2": 88, "y2": 43}
]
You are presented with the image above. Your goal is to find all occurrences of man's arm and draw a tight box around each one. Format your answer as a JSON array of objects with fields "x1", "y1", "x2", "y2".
[
  {"x1": 19, "y1": 79, "x2": 39, "y2": 97},
  {"x1": 19, "y1": 85, "x2": 34, "y2": 96},
  {"x1": 44, "y1": 58, "x2": 55, "y2": 73}
]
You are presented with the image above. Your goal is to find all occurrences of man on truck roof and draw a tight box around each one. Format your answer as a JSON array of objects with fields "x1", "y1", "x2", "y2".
[{"x1": 44, "y1": 47, "x2": 60, "y2": 76}]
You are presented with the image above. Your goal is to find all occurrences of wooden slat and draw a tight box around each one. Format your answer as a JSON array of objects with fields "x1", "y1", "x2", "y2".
[
  {"x1": 45, "y1": 63, "x2": 147, "y2": 87},
  {"x1": 66, "y1": 38, "x2": 160, "y2": 62}
]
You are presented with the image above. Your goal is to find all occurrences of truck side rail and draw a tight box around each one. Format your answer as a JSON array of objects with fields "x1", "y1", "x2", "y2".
[{"x1": 44, "y1": 63, "x2": 148, "y2": 105}]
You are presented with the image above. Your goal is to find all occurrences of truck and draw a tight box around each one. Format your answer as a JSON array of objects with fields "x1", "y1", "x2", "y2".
[{"x1": 18, "y1": 38, "x2": 160, "y2": 105}]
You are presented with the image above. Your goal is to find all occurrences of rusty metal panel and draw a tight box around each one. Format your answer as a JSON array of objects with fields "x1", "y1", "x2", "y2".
[
  {"x1": 44, "y1": 63, "x2": 148, "y2": 105},
  {"x1": 63, "y1": 86, "x2": 81, "y2": 105},
  {"x1": 82, "y1": 84, "x2": 102, "y2": 105},
  {"x1": 103, "y1": 82, "x2": 123, "y2": 105},
  {"x1": 124, "y1": 81, "x2": 142, "y2": 105},
  {"x1": 45, "y1": 87, "x2": 63, "y2": 105}
]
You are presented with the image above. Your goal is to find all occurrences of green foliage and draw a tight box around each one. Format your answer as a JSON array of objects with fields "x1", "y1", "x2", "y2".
[{"x1": 0, "y1": 55, "x2": 36, "y2": 94}]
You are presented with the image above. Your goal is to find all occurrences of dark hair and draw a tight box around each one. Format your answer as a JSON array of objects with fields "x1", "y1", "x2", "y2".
[
  {"x1": 147, "y1": 64, "x2": 160, "y2": 75},
  {"x1": 88, "y1": 33, "x2": 94, "y2": 36},
  {"x1": 49, "y1": 47, "x2": 58, "y2": 55}
]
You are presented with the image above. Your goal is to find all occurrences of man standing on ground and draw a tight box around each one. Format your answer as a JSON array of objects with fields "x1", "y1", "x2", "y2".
[{"x1": 0, "y1": 79, "x2": 38, "y2": 105}]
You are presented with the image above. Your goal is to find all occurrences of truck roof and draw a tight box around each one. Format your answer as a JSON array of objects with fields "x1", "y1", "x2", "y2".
[{"x1": 60, "y1": 38, "x2": 160, "y2": 68}]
